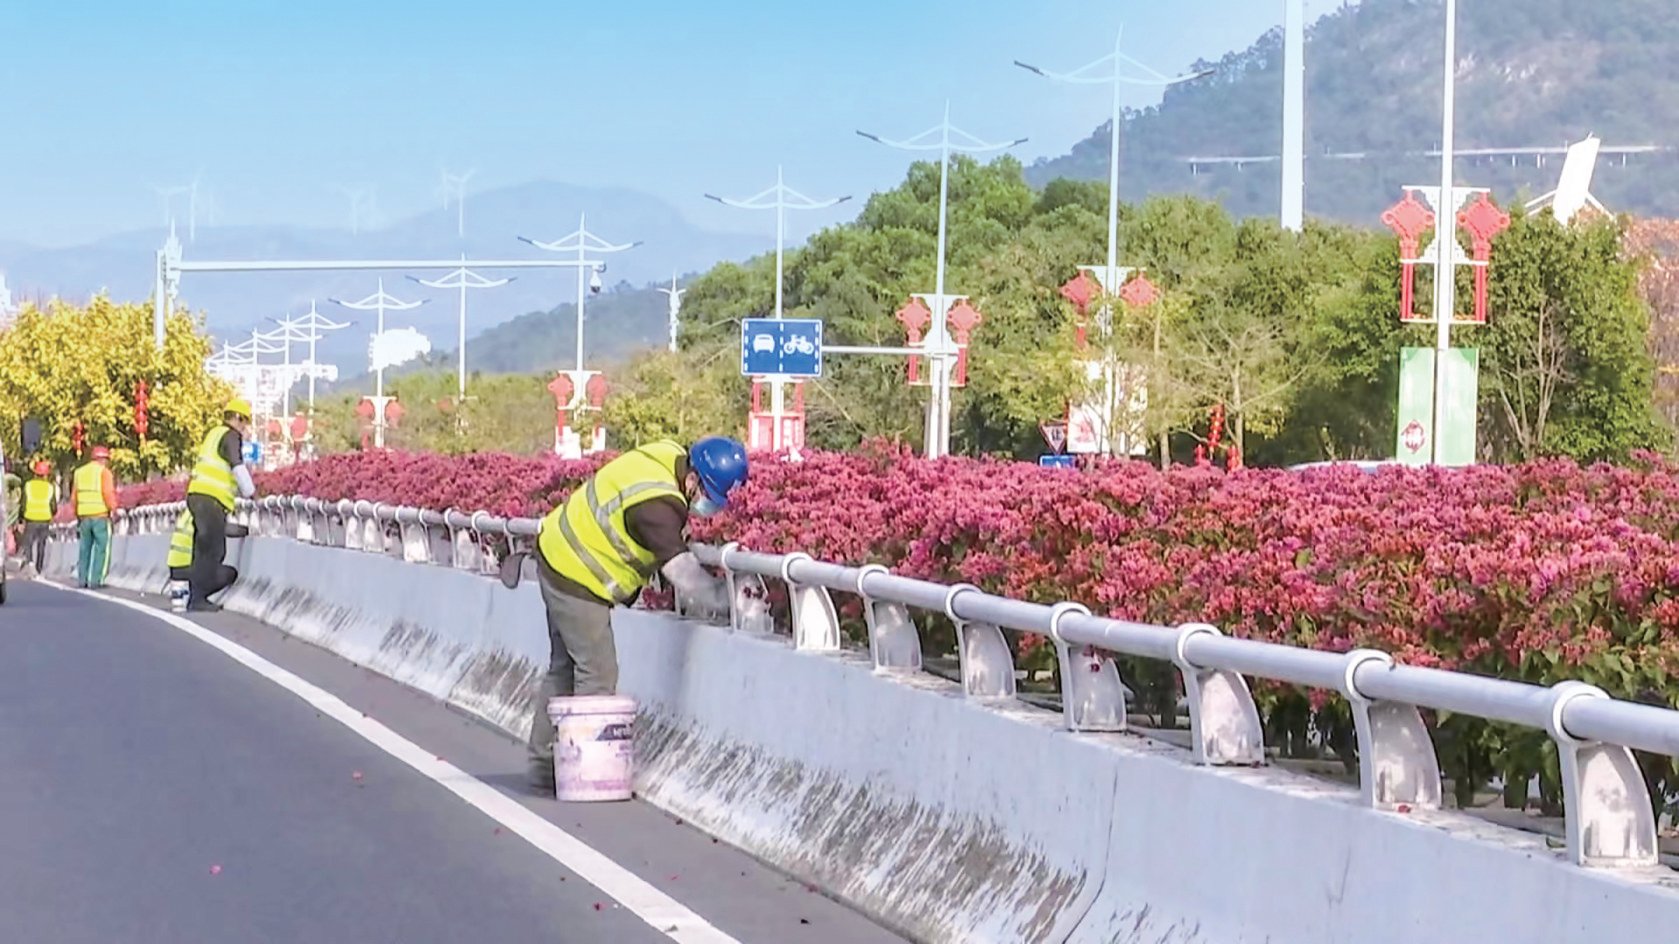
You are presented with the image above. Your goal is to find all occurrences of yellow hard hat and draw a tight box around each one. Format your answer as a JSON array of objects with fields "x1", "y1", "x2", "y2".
[{"x1": 226, "y1": 397, "x2": 252, "y2": 419}]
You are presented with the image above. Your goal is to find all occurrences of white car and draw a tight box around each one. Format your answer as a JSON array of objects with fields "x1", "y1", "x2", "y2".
[{"x1": 752, "y1": 334, "x2": 775, "y2": 353}]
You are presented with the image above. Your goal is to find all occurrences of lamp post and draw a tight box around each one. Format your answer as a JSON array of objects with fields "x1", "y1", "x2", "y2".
[
  {"x1": 439, "y1": 169, "x2": 476, "y2": 238},
  {"x1": 329, "y1": 279, "x2": 429, "y2": 398},
  {"x1": 407, "y1": 256, "x2": 514, "y2": 400},
  {"x1": 518, "y1": 213, "x2": 640, "y2": 373},
  {"x1": 858, "y1": 105, "x2": 1026, "y2": 459},
  {"x1": 266, "y1": 302, "x2": 350, "y2": 412},
  {"x1": 1016, "y1": 33, "x2": 1211, "y2": 458},
  {"x1": 1430, "y1": 0, "x2": 1460, "y2": 466},
  {"x1": 1282, "y1": 0, "x2": 1306, "y2": 232},
  {"x1": 705, "y1": 169, "x2": 851, "y2": 451},
  {"x1": 657, "y1": 273, "x2": 684, "y2": 353}
]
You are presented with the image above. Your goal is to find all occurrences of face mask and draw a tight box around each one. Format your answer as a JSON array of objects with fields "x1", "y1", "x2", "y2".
[{"x1": 690, "y1": 496, "x2": 723, "y2": 517}]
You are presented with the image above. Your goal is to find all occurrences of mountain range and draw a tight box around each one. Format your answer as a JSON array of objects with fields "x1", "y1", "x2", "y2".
[
  {"x1": 0, "y1": 181, "x2": 762, "y2": 372},
  {"x1": 6, "y1": 0, "x2": 1678, "y2": 381}
]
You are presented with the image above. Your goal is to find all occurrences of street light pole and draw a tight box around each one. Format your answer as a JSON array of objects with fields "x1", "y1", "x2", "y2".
[
  {"x1": 858, "y1": 105, "x2": 1026, "y2": 459},
  {"x1": 1015, "y1": 35, "x2": 1209, "y2": 457},
  {"x1": 705, "y1": 169, "x2": 851, "y2": 450},
  {"x1": 657, "y1": 273, "x2": 685, "y2": 353},
  {"x1": 1282, "y1": 0, "x2": 1306, "y2": 232},
  {"x1": 329, "y1": 279, "x2": 428, "y2": 398},
  {"x1": 1431, "y1": 0, "x2": 1459, "y2": 465},
  {"x1": 519, "y1": 214, "x2": 640, "y2": 372},
  {"x1": 266, "y1": 302, "x2": 350, "y2": 412},
  {"x1": 408, "y1": 257, "x2": 514, "y2": 399}
]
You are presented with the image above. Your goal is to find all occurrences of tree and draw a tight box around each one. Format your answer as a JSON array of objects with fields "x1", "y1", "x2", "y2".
[{"x1": 0, "y1": 295, "x2": 231, "y2": 480}]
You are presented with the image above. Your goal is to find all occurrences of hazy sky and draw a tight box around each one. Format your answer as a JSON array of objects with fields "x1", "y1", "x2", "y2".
[{"x1": 1, "y1": 0, "x2": 1338, "y2": 249}]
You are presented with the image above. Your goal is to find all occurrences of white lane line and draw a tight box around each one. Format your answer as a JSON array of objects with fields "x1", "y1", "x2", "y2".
[{"x1": 40, "y1": 581, "x2": 742, "y2": 944}]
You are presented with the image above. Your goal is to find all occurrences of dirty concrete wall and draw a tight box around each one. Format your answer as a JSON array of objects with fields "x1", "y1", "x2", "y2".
[{"x1": 45, "y1": 533, "x2": 1679, "y2": 943}]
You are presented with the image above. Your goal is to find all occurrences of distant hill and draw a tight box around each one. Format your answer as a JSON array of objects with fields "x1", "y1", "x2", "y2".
[
  {"x1": 0, "y1": 181, "x2": 764, "y2": 372},
  {"x1": 1026, "y1": 0, "x2": 1679, "y2": 225},
  {"x1": 319, "y1": 277, "x2": 684, "y2": 395}
]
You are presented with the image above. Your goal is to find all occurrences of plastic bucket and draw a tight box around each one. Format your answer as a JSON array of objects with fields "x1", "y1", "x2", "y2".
[
  {"x1": 168, "y1": 580, "x2": 188, "y2": 612},
  {"x1": 548, "y1": 695, "x2": 636, "y2": 802}
]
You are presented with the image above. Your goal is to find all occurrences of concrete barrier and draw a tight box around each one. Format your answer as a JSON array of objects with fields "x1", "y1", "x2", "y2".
[{"x1": 45, "y1": 532, "x2": 1679, "y2": 943}]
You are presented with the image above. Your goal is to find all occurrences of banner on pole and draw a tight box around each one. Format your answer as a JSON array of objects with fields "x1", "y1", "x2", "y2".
[{"x1": 1396, "y1": 347, "x2": 1478, "y2": 467}]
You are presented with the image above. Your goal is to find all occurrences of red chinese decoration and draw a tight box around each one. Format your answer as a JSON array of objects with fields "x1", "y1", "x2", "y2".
[
  {"x1": 1060, "y1": 271, "x2": 1099, "y2": 348},
  {"x1": 895, "y1": 297, "x2": 932, "y2": 384},
  {"x1": 1195, "y1": 403, "x2": 1240, "y2": 469},
  {"x1": 384, "y1": 400, "x2": 404, "y2": 427},
  {"x1": 1381, "y1": 191, "x2": 1435, "y2": 322},
  {"x1": 72, "y1": 421, "x2": 84, "y2": 456},
  {"x1": 1459, "y1": 193, "x2": 1511, "y2": 325},
  {"x1": 585, "y1": 373, "x2": 608, "y2": 409},
  {"x1": 356, "y1": 399, "x2": 375, "y2": 420},
  {"x1": 134, "y1": 379, "x2": 149, "y2": 442},
  {"x1": 290, "y1": 413, "x2": 309, "y2": 442},
  {"x1": 547, "y1": 373, "x2": 575, "y2": 441},
  {"x1": 947, "y1": 299, "x2": 982, "y2": 387},
  {"x1": 1118, "y1": 272, "x2": 1160, "y2": 309}
]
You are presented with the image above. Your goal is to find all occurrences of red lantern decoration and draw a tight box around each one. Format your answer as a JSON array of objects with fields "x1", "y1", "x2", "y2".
[
  {"x1": 72, "y1": 421, "x2": 84, "y2": 456},
  {"x1": 1118, "y1": 272, "x2": 1160, "y2": 309},
  {"x1": 1459, "y1": 193, "x2": 1511, "y2": 325},
  {"x1": 895, "y1": 297, "x2": 932, "y2": 384},
  {"x1": 585, "y1": 373, "x2": 608, "y2": 409},
  {"x1": 134, "y1": 379, "x2": 149, "y2": 442},
  {"x1": 1381, "y1": 191, "x2": 1435, "y2": 322},
  {"x1": 289, "y1": 413, "x2": 309, "y2": 442},
  {"x1": 384, "y1": 400, "x2": 404, "y2": 427},
  {"x1": 946, "y1": 299, "x2": 982, "y2": 387}
]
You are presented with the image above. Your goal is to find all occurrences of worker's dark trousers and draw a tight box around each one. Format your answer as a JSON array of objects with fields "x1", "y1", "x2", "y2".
[
  {"x1": 186, "y1": 494, "x2": 236, "y2": 604},
  {"x1": 526, "y1": 555, "x2": 618, "y2": 777},
  {"x1": 21, "y1": 522, "x2": 48, "y2": 573}
]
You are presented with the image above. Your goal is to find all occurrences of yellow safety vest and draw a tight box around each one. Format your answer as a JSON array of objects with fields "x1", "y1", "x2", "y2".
[
  {"x1": 186, "y1": 426, "x2": 238, "y2": 511},
  {"x1": 74, "y1": 463, "x2": 109, "y2": 517},
  {"x1": 537, "y1": 441, "x2": 688, "y2": 605},
  {"x1": 22, "y1": 479, "x2": 55, "y2": 522},
  {"x1": 167, "y1": 508, "x2": 195, "y2": 570}
]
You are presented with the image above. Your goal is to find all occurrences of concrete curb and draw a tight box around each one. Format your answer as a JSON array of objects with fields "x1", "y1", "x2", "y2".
[{"x1": 47, "y1": 534, "x2": 1679, "y2": 943}]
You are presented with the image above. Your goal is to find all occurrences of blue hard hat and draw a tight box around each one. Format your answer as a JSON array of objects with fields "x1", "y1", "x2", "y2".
[{"x1": 689, "y1": 436, "x2": 749, "y2": 506}]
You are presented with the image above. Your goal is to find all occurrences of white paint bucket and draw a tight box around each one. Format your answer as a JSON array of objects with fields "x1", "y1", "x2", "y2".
[
  {"x1": 548, "y1": 695, "x2": 636, "y2": 802},
  {"x1": 169, "y1": 580, "x2": 188, "y2": 612}
]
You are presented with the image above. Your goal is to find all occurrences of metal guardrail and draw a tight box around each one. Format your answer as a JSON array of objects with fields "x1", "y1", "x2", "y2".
[{"x1": 90, "y1": 494, "x2": 1679, "y2": 873}]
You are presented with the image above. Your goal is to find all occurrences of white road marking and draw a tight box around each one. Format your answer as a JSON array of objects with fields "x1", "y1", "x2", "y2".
[{"x1": 40, "y1": 581, "x2": 742, "y2": 944}]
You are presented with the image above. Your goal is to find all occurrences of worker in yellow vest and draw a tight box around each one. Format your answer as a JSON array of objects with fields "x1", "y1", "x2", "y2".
[
  {"x1": 20, "y1": 460, "x2": 57, "y2": 577},
  {"x1": 525, "y1": 436, "x2": 747, "y2": 793},
  {"x1": 183, "y1": 398, "x2": 256, "y2": 612},
  {"x1": 73, "y1": 446, "x2": 118, "y2": 589}
]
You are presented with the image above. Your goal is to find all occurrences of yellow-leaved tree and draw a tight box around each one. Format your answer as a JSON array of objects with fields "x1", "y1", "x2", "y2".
[{"x1": 0, "y1": 294, "x2": 233, "y2": 481}]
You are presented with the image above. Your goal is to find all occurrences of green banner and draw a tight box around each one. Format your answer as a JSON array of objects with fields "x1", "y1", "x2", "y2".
[{"x1": 1395, "y1": 347, "x2": 1479, "y2": 466}]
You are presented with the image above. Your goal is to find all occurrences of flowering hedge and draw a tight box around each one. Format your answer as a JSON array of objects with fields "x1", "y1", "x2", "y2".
[{"x1": 118, "y1": 443, "x2": 1679, "y2": 811}]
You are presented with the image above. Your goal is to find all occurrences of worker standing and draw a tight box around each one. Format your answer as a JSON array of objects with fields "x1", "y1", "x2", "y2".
[
  {"x1": 73, "y1": 446, "x2": 118, "y2": 589},
  {"x1": 525, "y1": 436, "x2": 748, "y2": 793},
  {"x1": 183, "y1": 398, "x2": 256, "y2": 612},
  {"x1": 20, "y1": 460, "x2": 57, "y2": 577}
]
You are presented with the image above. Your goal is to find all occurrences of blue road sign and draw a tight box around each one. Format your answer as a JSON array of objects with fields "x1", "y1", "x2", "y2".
[
  {"x1": 741, "y1": 318, "x2": 823, "y2": 378},
  {"x1": 242, "y1": 439, "x2": 262, "y2": 467},
  {"x1": 1039, "y1": 454, "x2": 1076, "y2": 469}
]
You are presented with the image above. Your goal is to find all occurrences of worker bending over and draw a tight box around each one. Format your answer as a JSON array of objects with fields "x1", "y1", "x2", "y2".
[
  {"x1": 20, "y1": 460, "x2": 57, "y2": 577},
  {"x1": 526, "y1": 436, "x2": 748, "y2": 792},
  {"x1": 183, "y1": 399, "x2": 256, "y2": 612},
  {"x1": 74, "y1": 446, "x2": 118, "y2": 589}
]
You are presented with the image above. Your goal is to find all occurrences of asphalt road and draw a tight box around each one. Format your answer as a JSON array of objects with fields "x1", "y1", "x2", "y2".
[{"x1": 0, "y1": 578, "x2": 909, "y2": 944}]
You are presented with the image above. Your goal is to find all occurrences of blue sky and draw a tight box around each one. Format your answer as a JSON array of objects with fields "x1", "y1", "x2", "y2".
[{"x1": 0, "y1": 0, "x2": 1336, "y2": 248}]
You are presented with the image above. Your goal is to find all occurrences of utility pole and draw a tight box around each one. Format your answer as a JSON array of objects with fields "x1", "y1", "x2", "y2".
[
  {"x1": 706, "y1": 169, "x2": 851, "y2": 451},
  {"x1": 657, "y1": 273, "x2": 685, "y2": 353},
  {"x1": 859, "y1": 105, "x2": 1026, "y2": 458},
  {"x1": 330, "y1": 279, "x2": 428, "y2": 398},
  {"x1": 408, "y1": 257, "x2": 513, "y2": 400},
  {"x1": 519, "y1": 214, "x2": 640, "y2": 372}
]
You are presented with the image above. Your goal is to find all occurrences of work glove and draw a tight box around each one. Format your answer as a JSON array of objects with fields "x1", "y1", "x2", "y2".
[{"x1": 662, "y1": 551, "x2": 730, "y2": 622}]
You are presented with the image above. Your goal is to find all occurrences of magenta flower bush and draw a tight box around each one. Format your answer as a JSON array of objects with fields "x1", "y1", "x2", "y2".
[{"x1": 119, "y1": 442, "x2": 1679, "y2": 810}]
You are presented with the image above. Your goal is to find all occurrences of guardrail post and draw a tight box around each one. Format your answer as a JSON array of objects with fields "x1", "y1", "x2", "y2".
[
  {"x1": 856, "y1": 564, "x2": 922, "y2": 673},
  {"x1": 946, "y1": 584, "x2": 1015, "y2": 699},
  {"x1": 451, "y1": 524, "x2": 479, "y2": 571},
  {"x1": 1173, "y1": 624, "x2": 1266, "y2": 765},
  {"x1": 396, "y1": 510, "x2": 431, "y2": 564},
  {"x1": 779, "y1": 553, "x2": 840, "y2": 652},
  {"x1": 714, "y1": 543, "x2": 772, "y2": 634},
  {"x1": 470, "y1": 513, "x2": 500, "y2": 575},
  {"x1": 1546, "y1": 681, "x2": 1659, "y2": 867},
  {"x1": 1343, "y1": 650, "x2": 1443, "y2": 811},
  {"x1": 1048, "y1": 603, "x2": 1126, "y2": 732}
]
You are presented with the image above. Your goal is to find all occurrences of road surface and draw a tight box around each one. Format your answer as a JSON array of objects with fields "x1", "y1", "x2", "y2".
[{"x1": 0, "y1": 578, "x2": 909, "y2": 944}]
